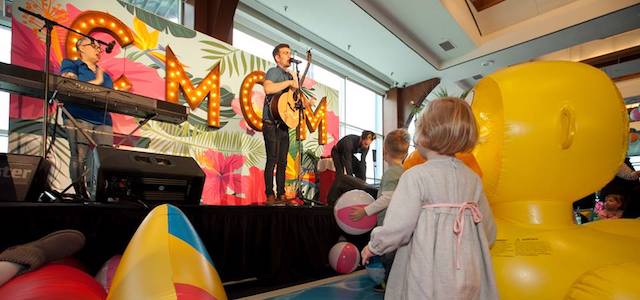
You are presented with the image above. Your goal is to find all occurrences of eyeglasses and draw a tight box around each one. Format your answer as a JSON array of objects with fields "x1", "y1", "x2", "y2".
[{"x1": 79, "y1": 43, "x2": 102, "y2": 51}]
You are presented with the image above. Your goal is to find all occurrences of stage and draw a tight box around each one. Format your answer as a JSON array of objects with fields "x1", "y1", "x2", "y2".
[{"x1": 0, "y1": 201, "x2": 369, "y2": 298}]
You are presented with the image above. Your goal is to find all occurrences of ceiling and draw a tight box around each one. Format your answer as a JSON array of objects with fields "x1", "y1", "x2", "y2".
[{"x1": 236, "y1": 0, "x2": 640, "y2": 95}]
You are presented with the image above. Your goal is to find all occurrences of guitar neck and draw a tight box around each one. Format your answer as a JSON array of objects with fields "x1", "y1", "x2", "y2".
[{"x1": 295, "y1": 51, "x2": 312, "y2": 96}]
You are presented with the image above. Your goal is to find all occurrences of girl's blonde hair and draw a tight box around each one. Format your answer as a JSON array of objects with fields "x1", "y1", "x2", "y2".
[
  {"x1": 415, "y1": 97, "x2": 478, "y2": 156},
  {"x1": 384, "y1": 128, "x2": 411, "y2": 159}
]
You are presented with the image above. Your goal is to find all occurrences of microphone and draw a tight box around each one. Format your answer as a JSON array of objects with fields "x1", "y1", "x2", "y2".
[
  {"x1": 289, "y1": 57, "x2": 302, "y2": 64},
  {"x1": 372, "y1": 149, "x2": 377, "y2": 162},
  {"x1": 105, "y1": 41, "x2": 116, "y2": 54}
]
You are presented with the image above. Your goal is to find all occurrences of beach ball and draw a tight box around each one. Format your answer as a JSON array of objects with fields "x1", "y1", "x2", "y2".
[
  {"x1": 365, "y1": 255, "x2": 385, "y2": 284},
  {"x1": 334, "y1": 190, "x2": 377, "y2": 235},
  {"x1": 0, "y1": 264, "x2": 107, "y2": 300},
  {"x1": 328, "y1": 242, "x2": 359, "y2": 274},
  {"x1": 95, "y1": 255, "x2": 121, "y2": 294}
]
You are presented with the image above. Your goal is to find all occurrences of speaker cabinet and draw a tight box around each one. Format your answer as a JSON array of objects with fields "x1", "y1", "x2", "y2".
[
  {"x1": 87, "y1": 147, "x2": 205, "y2": 204},
  {"x1": 0, "y1": 154, "x2": 50, "y2": 202}
]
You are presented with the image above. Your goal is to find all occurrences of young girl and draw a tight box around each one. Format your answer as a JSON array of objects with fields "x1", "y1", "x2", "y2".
[
  {"x1": 596, "y1": 194, "x2": 624, "y2": 219},
  {"x1": 361, "y1": 97, "x2": 498, "y2": 299}
]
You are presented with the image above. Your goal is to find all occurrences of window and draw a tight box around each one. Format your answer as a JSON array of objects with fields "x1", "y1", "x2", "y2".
[
  {"x1": 124, "y1": 0, "x2": 185, "y2": 24},
  {"x1": 0, "y1": 25, "x2": 10, "y2": 152},
  {"x1": 232, "y1": 29, "x2": 274, "y2": 61}
]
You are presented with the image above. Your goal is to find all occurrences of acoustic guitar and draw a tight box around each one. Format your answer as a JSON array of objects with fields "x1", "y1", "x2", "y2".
[{"x1": 270, "y1": 50, "x2": 312, "y2": 128}]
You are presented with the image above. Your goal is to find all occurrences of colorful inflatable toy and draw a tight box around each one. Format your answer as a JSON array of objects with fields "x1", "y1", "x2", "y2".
[{"x1": 107, "y1": 204, "x2": 227, "y2": 300}]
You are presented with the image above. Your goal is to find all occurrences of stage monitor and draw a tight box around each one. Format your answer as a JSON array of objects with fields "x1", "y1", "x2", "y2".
[{"x1": 87, "y1": 146, "x2": 205, "y2": 204}]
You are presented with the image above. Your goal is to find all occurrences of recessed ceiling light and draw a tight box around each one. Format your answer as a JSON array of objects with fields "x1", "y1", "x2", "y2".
[{"x1": 481, "y1": 60, "x2": 495, "y2": 67}]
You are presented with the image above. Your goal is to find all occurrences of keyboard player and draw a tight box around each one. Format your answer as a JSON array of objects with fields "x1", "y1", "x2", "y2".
[{"x1": 59, "y1": 37, "x2": 113, "y2": 200}]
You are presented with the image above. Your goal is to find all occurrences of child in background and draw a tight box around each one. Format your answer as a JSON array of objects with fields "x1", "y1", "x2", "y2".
[
  {"x1": 597, "y1": 194, "x2": 624, "y2": 219},
  {"x1": 349, "y1": 128, "x2": 411, "y2": 292},
  {"x1": 361, "y1": 97, "x2": 498, "y2": 299}
]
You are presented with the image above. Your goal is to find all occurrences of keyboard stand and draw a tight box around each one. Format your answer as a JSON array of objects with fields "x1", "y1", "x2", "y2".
[
  {"x1": 56, "y1": 97, "x2": 98, "y2": 148},
  {"x1": 115, "y1": 113, "x2": 158, "y2": 148}
]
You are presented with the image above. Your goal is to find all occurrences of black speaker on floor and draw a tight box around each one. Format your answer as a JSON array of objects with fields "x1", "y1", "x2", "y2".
[
  {"x1": 87, "y1": 146, "x2": 205, "y2": 204},
  {"x1": 0, "y1": 153, "x2": 50, "y2": 202}
]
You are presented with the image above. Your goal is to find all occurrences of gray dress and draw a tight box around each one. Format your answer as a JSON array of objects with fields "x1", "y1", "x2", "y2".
[{"x1": 368, "y1": 155, "x2": 498, "y2": 300}]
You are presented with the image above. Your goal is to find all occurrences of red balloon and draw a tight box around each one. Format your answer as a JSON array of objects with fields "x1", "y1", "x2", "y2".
[{"x1": 0, "y1": 264, "x2": 106, "y2": 300}]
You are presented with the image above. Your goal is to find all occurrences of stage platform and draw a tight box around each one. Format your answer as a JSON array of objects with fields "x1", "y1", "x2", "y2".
[{"x1": 0, "y1": 202, "x2": 370, "y2": 298}]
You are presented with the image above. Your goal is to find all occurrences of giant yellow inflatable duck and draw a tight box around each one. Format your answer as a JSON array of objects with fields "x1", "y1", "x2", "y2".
[{"x1": 472, "y1": 61, "x2": 640, "y2": 299}]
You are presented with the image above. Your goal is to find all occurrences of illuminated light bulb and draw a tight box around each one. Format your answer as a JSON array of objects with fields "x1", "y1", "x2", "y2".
[
  {"x1": 81, "y1": 22, "x2": 87, "y2": 28},
  {"x1": 191, "y1": 97, "x2": 196, "y2": 101},
  {"x1": 181, "y1": 79, "x2": 186, "y2": 84},
  {"x1": 212, "y1": 84, "x2": 216, "y2": 88},
  {"x1": 243, "y1": 90, "x2": 248, "y2": 95},
  {"x1": 124, "y1": 37, "x2": 129, "y2": 42},
  {"x1": 170, "y1": 82, "x2": 176, "y2": 87},
  {"x1": 253, "y1": 76, "x2": 257, "y2": 80},
  {"x1": 170, "y1": 62, "x2": 176, "y2": 67},
  {"x1": 212, "y1": 93, "x2": 217, "y2": 97},
  {"x1": 118, "y1": 29, "x2": 123, "y2": 34},
  {"x1": 212, "y1": 75, "x2": 217, "y2": 80},
  {"x1": 196, "y1": 91, "x2": 202, "y2": 96},
  {"x1": 186, "y1": 88, "x2": 191, "y2": 93},
  {"x1": 72, "y1": 48, "x2": 77, "y2": 52},
  {"x1": 99, "y1": 18, "x2": 105, "y2": 24},
  {"x1": 110, "y1": 22, "x2": 116, "y2": 28},
  {"x1": 244, "y1": 105, "x2": 249, "y2": 110},
  {"x1": 90, "y1": 19, "x2": 95, "y2": 24},
  {"x1": 206, "y1": 80, "x2": 211, "y2": 84},
  {"x1": 244, "y1": 83, "x2": 249, "y2": 88},
  {"x1": 72, "y1": 38, "x2": 78, "y2": 43}
]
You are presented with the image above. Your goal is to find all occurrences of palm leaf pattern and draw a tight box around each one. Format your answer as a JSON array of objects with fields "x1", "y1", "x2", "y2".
[
  {"x1": 200, "y1": 40, "x2": 272, "y2": 77},
  {"x1": 140, "y1": 121, "x2": 265, "y2": 167}
]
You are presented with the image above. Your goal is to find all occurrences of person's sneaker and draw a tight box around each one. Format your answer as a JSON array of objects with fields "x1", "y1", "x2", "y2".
[
  {"x1": 0, "y1": 230, "x2": 85, "y2": 274},
  {"x1": 373, "y1": 282, "x2": 386, "y2": 293}
]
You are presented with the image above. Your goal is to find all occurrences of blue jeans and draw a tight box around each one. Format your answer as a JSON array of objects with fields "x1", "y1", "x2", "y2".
[
  {"x1": 64, "y1": 118, "x2": 113, "y2": 197},
  {"x1": 262, "y1": 121, "x2": 289, "y2": 197}
]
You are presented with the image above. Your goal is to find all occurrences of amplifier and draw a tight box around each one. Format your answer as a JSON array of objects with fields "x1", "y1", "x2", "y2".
[
  {"x1": 87, "y1": 146, "x2": 205, "y2": 204},
  {"x1": 0, "y1": 154, "x2": 50, "y2": 202}
]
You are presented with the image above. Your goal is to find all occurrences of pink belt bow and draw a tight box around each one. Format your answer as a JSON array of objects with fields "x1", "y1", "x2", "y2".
[{"x1": 422, "y1": 202, "x2": 483, "y2": 269}]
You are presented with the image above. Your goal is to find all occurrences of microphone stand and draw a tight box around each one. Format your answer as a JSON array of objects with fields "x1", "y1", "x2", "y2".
[
  {"x1": 292, "y1": 59, "x2": 322, "y2": 207},
  {"x1": 18, "y1": 7, "x2": 113, "y2": 158}
]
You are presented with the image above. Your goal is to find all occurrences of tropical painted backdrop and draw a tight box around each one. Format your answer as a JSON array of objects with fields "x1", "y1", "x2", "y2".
[{"x1": 9, "y1": 0, "x2": 340, "y2": 205}]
